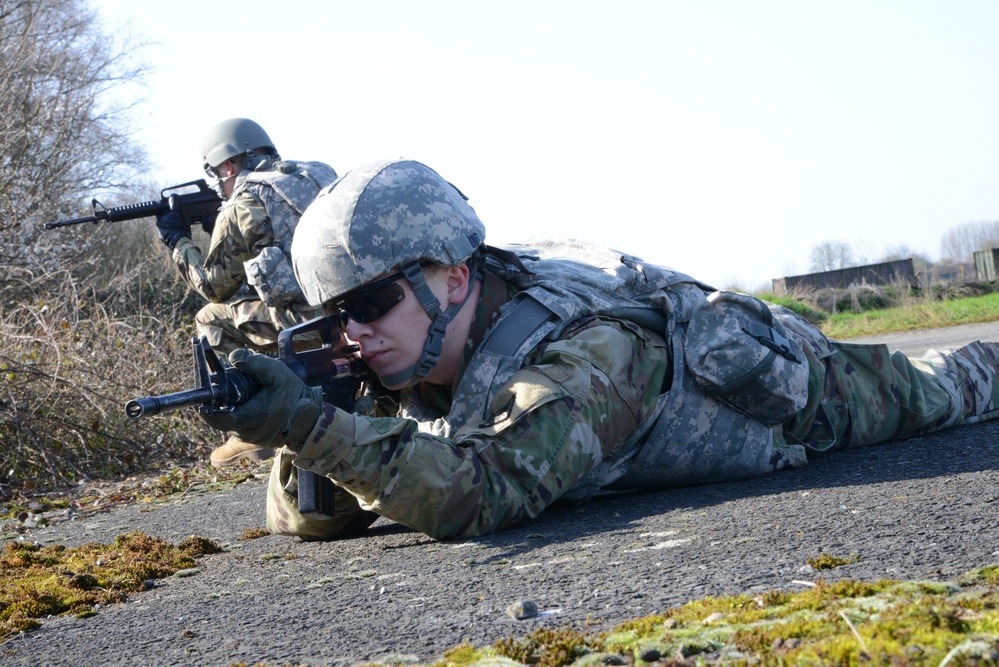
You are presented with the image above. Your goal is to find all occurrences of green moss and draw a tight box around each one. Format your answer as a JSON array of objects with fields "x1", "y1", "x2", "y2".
[
  {"x1": 960, "y1": 565, "x2": 999, "y2": 586},
  {"x1": 430, "y1": 643, "x2": 484, "y2": 667},
  {"x1": 806, "y1": 552, "x2": 860, "y2": 570},
  {"x1": 887, "y1": 580, "x2": 961, "y2": 596},
  {"x1": 240, "y1": 526, "x2": 271, "y2": 540},
  {"x1": 426, "y1": 565, "x2": 999, "y2": 667},
  {"x1": 605, "y1": 613, "x2": 670, "y2": 641},
  {"x1": 0, "y1": 531, "x2": 221, "y2": 639},
  {"x1": 493, "y1": 627, "x2": 606, "y2": 667}
]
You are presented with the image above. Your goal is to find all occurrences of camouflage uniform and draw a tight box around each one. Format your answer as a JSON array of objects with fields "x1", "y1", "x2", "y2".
[
  {"x1": 171, "y1": 158, "x2": 337, "y2": 354},
  {"x1": 258, "y1": 158, "x2": 999, "y2": 541},
  {"x1": 270, "y1": 249, "x2": 999, "y2": 541}
]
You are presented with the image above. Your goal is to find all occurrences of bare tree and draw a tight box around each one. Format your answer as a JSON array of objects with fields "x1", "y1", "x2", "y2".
[
  {"x1": 808, "y1": 240, "x2": 856, "y2": 272},
  {"x1": 0, "y1": 0, "x2": 149, "y2": 273},
  {"x1": 939, "y1": 220, "x2": 999, "y2": 262},
  {"x1": 851, "y1": 238, "x2": 878, "y2": 266},
  {"x1": 880, "y1": 243, "x2": 932, "y2": 274}
]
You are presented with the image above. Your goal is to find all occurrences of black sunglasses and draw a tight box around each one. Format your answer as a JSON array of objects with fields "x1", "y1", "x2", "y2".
[{"x1": 325, "y1": 268, "x2": 409, "y2": 326}]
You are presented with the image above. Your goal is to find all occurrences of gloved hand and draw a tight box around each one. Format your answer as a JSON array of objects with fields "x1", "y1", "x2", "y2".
[
  {"x1": 155, "y1": 210, "x2": 190, "y2": 250},
  {"x1": 201, "y1": 349, "x2": 325, "y2": 451}
]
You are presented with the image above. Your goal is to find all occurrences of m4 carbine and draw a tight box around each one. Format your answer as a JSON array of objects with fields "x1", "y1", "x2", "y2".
[
  {"x1": 44, "y1": 180, "x2": 221, "y2": 233},
  {"x1": 126, "y1": 316, "x2": 365, "y2": 519}
]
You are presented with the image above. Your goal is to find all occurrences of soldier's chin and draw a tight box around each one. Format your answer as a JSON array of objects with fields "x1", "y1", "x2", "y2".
[
  {"x1": 375, "y1": 373, "x2": 408, "y2": 390},
  {"x1": 375, "y1": 367, "x2": 422, "y2": 391}
]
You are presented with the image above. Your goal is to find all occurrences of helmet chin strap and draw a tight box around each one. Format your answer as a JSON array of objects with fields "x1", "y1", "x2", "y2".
[{"x1": 377, "y1": 258, "x2": 481, "y2": 388}]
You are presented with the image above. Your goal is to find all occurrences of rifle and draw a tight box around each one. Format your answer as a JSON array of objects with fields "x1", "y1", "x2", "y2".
[
  {"x1": 44, "y1": 179, "x2": 221, "y2": 233},
  {"x1": 126, "y1": 315, "x2": 365, "y2": 518}
]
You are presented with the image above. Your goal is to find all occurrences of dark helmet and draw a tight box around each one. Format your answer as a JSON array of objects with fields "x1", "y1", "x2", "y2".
[{"x1": 200, "y1": 118, "x2": 276, "y2": 172}]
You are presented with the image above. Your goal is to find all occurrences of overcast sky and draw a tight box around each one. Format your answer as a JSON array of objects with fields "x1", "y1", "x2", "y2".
[{"x1": 92, "y1": 0, "x2": 999, "y2": 290}]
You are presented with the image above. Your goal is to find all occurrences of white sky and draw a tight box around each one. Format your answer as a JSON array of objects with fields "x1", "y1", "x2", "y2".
[{"x1": 92, "y1": 0, "x2": 999, "y2": 291}]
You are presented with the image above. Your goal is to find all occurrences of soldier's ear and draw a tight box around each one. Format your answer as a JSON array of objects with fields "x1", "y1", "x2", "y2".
[{"x1": 444, "y1": 264, "x2": 471, "y2": 304}]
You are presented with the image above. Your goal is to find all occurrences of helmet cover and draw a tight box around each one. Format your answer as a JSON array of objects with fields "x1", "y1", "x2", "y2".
[{"x1": 292, "y1": 159, "x2": 486, "y2": 307}]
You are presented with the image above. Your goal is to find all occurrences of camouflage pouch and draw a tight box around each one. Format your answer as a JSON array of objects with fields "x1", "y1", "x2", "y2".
[
  {"x1": 244, "y1": 245, "x2": 303, "y2": 307},
  {"x1": 266, "y1": 447, "x2": 378, "y2": 541},
  {"x1": 684, "y1": 290, "x2": 808, "y2": 426}
]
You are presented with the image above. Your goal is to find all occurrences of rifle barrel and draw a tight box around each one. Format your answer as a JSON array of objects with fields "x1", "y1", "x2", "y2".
[
  {"x1": 125, "y1": 387, "x2": 214, "y2": 419},
  {"x1": 43, "y1": 215, "x2": 98, "y2": 229}
]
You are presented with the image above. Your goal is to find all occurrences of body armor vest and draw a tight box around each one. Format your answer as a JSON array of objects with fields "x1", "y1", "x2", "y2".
[
  {"x1": 418, "y1": 236, "x2": 782, "y2": 497},
  {"x1": 233, "y1": 160, "x2": 338, "y2": 306}
]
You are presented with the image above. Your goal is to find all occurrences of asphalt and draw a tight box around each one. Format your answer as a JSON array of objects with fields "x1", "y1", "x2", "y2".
[
  {"x1": 839, "y1": 319, "x2": 999, "y2": 357},
  {"x1": 2, "y1": 323, "x2": 999, "y2": 667}
]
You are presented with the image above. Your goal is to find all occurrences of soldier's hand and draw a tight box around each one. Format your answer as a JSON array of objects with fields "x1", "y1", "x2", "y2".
[
  {"x1": 201, "y1": 349, "x2": 324, "y2": 450},
  {"x1": 155, "y1": 210, "x2": 190, "y2": 250}
]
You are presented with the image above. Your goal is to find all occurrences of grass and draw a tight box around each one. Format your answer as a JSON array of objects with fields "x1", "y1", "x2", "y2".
[{"x1": 820, "y1": 292, "x2": 999, "y2": 340}]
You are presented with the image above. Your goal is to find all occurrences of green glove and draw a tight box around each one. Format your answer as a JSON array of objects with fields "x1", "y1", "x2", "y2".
[{"x1": 202, "y1": 348, "x2": 324, "y2": 451}]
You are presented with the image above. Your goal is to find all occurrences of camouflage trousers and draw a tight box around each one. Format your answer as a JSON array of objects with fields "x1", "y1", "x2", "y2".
[
  {"x1": 266, "y1": 447, "x2": 378, "y2": 541},
  {"x1": 195, "y1": 298, "x2": 322, "y2": 356},
  {"x1": 780, "y1": 319, "x2": 999, "y2": 453}
]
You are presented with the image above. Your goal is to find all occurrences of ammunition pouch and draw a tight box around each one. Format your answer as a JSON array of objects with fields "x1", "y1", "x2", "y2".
[
  {"x1": 684, "y1": 290, "x2": 809, "y2": 426},
  {"x1": 245, "y1": 245, "x2": 303, "y2": 307}
]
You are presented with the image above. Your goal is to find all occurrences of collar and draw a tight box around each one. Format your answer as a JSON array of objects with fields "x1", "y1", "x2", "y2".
[{"x1": 452, "y1": 270, "x2": 514, "y2": 391}]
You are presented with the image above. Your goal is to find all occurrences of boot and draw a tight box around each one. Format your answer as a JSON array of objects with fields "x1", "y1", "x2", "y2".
[{"x1": 210, "y1": 435, "x2": 276, "y2": 468}]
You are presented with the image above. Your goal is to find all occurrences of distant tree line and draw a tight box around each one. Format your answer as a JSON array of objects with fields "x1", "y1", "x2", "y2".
[
  {"x1": 807, "y1": 219, "x2": 999, "y2": 281},
  {"x1": 938, "y1": 220, "x2": 999, "y2": 263}
]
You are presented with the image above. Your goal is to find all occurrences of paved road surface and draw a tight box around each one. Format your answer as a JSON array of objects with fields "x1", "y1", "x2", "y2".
[
  {"x1": 2, "y1": 324, "x2": 998, "y2": 667},
  {"x1": 841, "y1": 320, "x2": 999, "y2": 357}
]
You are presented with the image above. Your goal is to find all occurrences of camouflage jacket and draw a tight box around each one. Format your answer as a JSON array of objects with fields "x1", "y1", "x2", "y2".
[
  {"x1": 171, "y1": 158, "x2": 337, "y2": 308},
  {"x1": 293, "y1": 306, "x2": 671, "y2": 540}
]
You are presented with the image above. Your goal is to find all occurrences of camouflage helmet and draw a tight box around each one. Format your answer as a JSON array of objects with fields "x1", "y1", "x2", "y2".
[
  {"x1": 200, "y1": 118, "x2": 276, "y2": 171},
  {"x1": 292, "y1": 159, "x2": 486, "y2": 308}
]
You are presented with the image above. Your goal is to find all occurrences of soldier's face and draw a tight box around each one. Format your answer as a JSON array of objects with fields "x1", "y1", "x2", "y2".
[
  {"x1": 213, "y1": 157, "x2": 244, "y2": 199},
  {"x1": 341, "y1": 265, "x2": 459, "y2": 389}
]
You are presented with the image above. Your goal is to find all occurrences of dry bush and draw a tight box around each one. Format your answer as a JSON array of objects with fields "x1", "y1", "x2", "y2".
[
  {"x1": 0, "y1": 0, "x2": 232, "y2": 502},
  {"x1": 0, "y1": 233, "x2": 222, "y2": 500},
  {"x1": 924, "y1": 280, "x2": 996, "y2": 301},
  {"x1": 789, "y1": 280, "x2": 920, "y2": 315}
]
